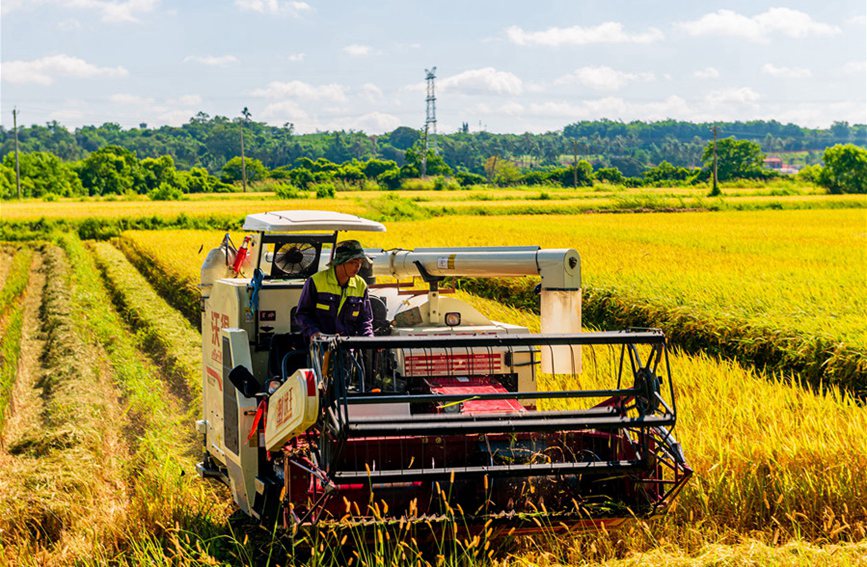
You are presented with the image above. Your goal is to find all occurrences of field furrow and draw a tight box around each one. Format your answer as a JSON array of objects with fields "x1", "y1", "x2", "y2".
[
  {"x1": 0, "y1": 247, "x2": 34, "y2": 432},
  {"x1": 49, "y1": 234, "x2": 233, "y2": 562},
  {"x1": 114, "y1": 235, "x2": 203, "y2": 327},
  {"x1": 0, "y1": 245, "x2": 130, "y2": 564},
  {"x1": 89, "y1": 241, "x2": 202, "y2": 406},
  {"x1": 2, "y1": 251, "x2": 46, "y2": 449}
]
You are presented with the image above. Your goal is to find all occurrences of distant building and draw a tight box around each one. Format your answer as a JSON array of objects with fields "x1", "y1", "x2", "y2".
[
  {"x1": 764, "y1": 157, "x2": 783, "y2": 169},
  {"x1": 764, "y1": 156, "x2": 800, "y2": 175}
]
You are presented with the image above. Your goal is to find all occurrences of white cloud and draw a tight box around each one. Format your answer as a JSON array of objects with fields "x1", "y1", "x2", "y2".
[
  {"x1": 842, "y1": 60, "x2": 866, "y2": 76},
  {"x1": 555, "y1": 66, "x2": 654, "y2": 91},
  {"x1": 694, "y1": 67, "x2": 720, "y2": 79},
  {"x1": 2, "y1": 54, "x2": 128, "y2": 85},
  {"x1": 260, "y1": 100, "x2": 314, "y2": 130},
  {"x1": 506, "y1": 22, "x2": 664, "y2": 46},
  {"x1": 705, "y1": 87, "x2": 761, "y2": 106},
  {"x1": 344, "y1": 112, "x2": 401, "y2": 134},
  {"x1": 250, "y1": 80, "x2": 348, "y2": 102},
  {"x1": 109, "y1": 93, "x2": 154, "y2": 105},
  {"x1": 498, "y1": 102, "x2": 525, "y2": 116},
  {"x1": 761, "y1": 63, "x2": 811, "y2": 78},
  {"x1": 437, "y1": 67, "x2": 523, "y2": 96},
  {"x1": 360, "y1": 83, "x2": 383, "y2": 102},
  {"x1": 343, "y1": 44, "x2": 372, "y2": 57},
  {"x1": 183, "y1": 55, "x2": 239, "y2": 66},
  {"x1": 235, "y1": 0, "x2": 311, "y2": 15},
  {"x1": 89, "y1": 0, "x2": 159, "y2": 22},
  {"x1": 677, "y1": 8, "x2": 840, "y2": 42},
  {"x1": 48, "y1": 108, "x2": 86, "y2": 122},
  {"x1": 57, "y1": 19, "x2": 82, "y2": 30},
  {"x1": 2, "y1": 0, "x2": 158, "y2": 21},
  {"x1": 525, "y1": 95, "x2": 692, "y2": 122},
  {"x1": 174, "y1": 94, "x2": 202, "y2": 106},
  {"x1": 287, "y1": 52, "x2": 305, "y2": 62},
  {"x1": 156, "y1": 109, "x2": 197, "y2": 127}
]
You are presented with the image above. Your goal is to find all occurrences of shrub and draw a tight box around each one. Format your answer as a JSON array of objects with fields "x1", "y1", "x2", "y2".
[
  {"x1": 148, "y1": 183, "x2": 185, "y2": 201},
  {"x1": 377, "y1": 168, "x2": 402, "y2": 190},
  {"x1": 432, "y1": 176, "x2": 459, "y2": 191},
  {"x1": 274, "y1": 183, "x2": 304, "y2": 199},
  {"x1": 312, "y1": 182, "x2": 336, "y2": 199},
  {"x1": 594, "y1": 167, "x2": 625, "y2": 184},
  {"x1": 455, "y1": 170, "x2": 486, "y2": 187},
  {"x1": 818, "y1": 144, "x2": 867, "y2": 194}
]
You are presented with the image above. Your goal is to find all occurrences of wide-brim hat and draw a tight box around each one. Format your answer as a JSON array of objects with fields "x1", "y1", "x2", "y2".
[{"x1": 329, "y1": 239, "x2": 373, "y2": 267}]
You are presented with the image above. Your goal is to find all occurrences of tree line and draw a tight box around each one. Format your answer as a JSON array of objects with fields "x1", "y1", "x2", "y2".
[
  {"x1": 3, "y1": 133, "x2": 865, "y2": 199},
  {"x1": 1, "y1": 114, "x2": 864, "y2": 179}
]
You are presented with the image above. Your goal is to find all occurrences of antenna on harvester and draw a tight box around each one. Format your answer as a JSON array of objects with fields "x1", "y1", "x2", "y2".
[{"x1": 421, "y1": 66, "x2": 437, "y2": 177}]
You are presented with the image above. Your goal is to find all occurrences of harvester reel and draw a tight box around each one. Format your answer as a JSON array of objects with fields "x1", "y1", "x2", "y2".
[{"x1": 634, "y1": 367, "x2": 661, "y2": 415}]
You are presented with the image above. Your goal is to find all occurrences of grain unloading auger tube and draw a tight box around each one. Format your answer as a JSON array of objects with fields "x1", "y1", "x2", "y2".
[{"x1": 195, "y1": 210, "x2": 692, "y2": 531}]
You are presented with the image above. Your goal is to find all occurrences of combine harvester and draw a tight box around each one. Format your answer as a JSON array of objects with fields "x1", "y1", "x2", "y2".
[{"x1": 197, "y1": 210, "x2": 691, "y2": 532}]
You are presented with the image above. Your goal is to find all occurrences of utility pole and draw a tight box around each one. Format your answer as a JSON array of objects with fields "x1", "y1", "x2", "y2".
[
  {"x1": 709, "y1": 125, "x2": 720, "y2": 196},
  {"x1": 240, "y1": 107, "x2": 251, "y2": 193},
  {"x1": 12, "y1": 108, "x2": 21, "y2": 199},
  {"x1": 571, "y1": 139, "x2": 578, "y2": 188}
]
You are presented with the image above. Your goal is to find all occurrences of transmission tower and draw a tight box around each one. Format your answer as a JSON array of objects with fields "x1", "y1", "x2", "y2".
[{"x1": 422, "y1": 66, "x2": 438, "y2": 177}]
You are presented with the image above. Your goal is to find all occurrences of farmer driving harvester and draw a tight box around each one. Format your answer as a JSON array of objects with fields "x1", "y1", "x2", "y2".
[{"x1": 294, "y1": 240, "x2": 374, "y2": 341}]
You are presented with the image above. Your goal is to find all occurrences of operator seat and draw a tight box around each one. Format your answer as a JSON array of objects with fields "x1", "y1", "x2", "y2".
[{"x1": 267, "y1": 333, "x2": 307, "y2": 381}]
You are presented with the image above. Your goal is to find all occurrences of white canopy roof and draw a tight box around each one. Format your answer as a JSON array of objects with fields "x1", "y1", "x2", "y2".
[{"x1": 242, "y1": 210, "x2": 386, "y2": 233}]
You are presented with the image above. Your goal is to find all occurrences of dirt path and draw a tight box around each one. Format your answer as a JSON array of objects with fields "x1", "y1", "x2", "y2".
[{"x1": 2, "y1": 251, "x2": 45, "y2": 448}]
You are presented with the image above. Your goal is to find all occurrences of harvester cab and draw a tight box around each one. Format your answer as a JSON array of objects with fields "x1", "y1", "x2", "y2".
[{"x1": 197, "y1": 210, "x2": 691, "y2": 531}]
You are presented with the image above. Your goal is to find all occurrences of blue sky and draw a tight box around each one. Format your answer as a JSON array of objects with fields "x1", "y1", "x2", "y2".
[{"x1": 1, "y1": 1, "x2": 865, "y2": 133}]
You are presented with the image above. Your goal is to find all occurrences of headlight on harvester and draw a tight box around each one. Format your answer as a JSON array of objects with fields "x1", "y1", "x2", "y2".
[{"x1": 444, "y1": 312, "x2": 461, "y2": 327}]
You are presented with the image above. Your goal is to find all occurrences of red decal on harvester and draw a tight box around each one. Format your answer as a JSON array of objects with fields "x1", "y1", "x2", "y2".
[
  {"x1": 206, "y1": 367, "x2": 223, "y2": 391},
  {"x1": 210, "y1": 311, "x2": 230, "y2": 363}
]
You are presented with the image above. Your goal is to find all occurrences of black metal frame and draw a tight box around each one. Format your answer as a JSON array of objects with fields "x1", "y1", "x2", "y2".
[{"x1": 308, "y1": 329, "x2": 692, "y2": 517}]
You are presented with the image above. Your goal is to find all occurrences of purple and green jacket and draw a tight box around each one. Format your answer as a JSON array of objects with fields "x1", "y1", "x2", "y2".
[{"x1": 295, "y1": 267, "x2": 374, "y2": 339}]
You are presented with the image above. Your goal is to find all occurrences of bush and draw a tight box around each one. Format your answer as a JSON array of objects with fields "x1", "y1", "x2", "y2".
[
  {"x1": 312, "y1": 182, "x2": 336, "y2": 199},
  {"x1": 796, "y1": 164, "x2": 823, "y2": 184},
  {"x1": 377, "y1": 168, "x2": 402, "y2": 190},
  {"x1": 148, "y1": 183, "x2": 185, "y2": 201},
  {"x1": 818, "y1": 144, "x2": 867, "y2": 194},
  {"x1": 274, "y1": 183, "x2": 304, "y2": 199},
  {"x1": 455, "y1": 170, "x2": 486, "y2": 187},
  {"x1": 594, "y1": 167, "x2": 625, "y2": 184},
  {"x1": 432, "y1": 176, "x2": 459, "y2": 191}
]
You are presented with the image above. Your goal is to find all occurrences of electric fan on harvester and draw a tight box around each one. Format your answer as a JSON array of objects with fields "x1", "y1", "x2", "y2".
[{"x1": 272, "y1": 242, "x2": 319, "y2": 278}]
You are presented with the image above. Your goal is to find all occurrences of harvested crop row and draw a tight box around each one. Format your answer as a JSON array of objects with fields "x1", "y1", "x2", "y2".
[
  {"x1": 0, "y1": 247, "x2": 15, "y2": 291},
  {"x1": 0, "y1": 245, "x2": 129, "y2": 563},
  {"x1": 89, "y1": 241, "x2": 202, "y2": 405},
  {"x1": 114, "y1": 235, "x2": 205, "y2": 327},
  {"x1": 0, "y1": 247, "x2": 34, "y2": 430},
  {"x1": 58, "y1": 234, "x2": 232, "y2": 552}
]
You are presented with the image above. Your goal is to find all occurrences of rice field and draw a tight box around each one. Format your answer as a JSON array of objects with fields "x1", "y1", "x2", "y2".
[
  {"x1": 1, "y1": 202, "x2": 866, "y2": 565},
  {"x1": 120, "y1": 208, "x2": 867, "y2": 392},
  {"x1": 3, "y1": 184, "x2": 865, "y2": 224}
]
